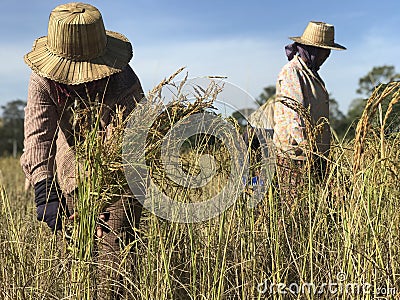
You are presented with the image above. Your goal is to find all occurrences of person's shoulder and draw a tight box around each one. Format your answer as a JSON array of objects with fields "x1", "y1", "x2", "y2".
[
  {"x1": 29, "y1": 71, "x2": 47, "y2": 82},
  {"x1": 28, "y1": 71, "x2": 54, "y2": 90},
  {"x1": 278, "y1": 56, "x2": 302, "y2": 79},
  {"x1": 120, "y1": 64, "x2": 139, "y2": 78},
  {"x1": 114, "y1": 65, "x2": 141, "y2": 85},
  {"x1": 106, "y1": 65, "x2": 143, "y2": 101},
  {"x1": 281, "y1": 56, "x2": 302, "y2": 71}
]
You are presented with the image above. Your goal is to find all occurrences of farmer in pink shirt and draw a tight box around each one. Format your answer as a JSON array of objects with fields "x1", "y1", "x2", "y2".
[{"x1": 273, "y1": 21, "x2": 346, "y2": 200}]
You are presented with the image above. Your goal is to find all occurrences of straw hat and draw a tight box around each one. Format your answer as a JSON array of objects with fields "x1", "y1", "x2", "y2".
[
  {"x1": 289, "y1": 21, "x2": 346, "y2": 51},
  {"x1": 24, "y1": 2, "x2": 133, "y2": 85}
]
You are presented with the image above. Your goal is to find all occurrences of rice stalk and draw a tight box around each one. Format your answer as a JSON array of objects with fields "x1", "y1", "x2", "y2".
[{"x1": 353, "y1": 82, "x2": 400, "y2": 174}]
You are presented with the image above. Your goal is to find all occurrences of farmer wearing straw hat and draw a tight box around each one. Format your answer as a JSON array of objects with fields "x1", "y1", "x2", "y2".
[
  {"x1": 273, "y1": 21, "x2": 346, "y2": 200},
  {"x1": 21, "y1": 2, "x2": 144, "y2": 295}
]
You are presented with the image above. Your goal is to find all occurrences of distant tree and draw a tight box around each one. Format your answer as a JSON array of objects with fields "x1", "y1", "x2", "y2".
[
  {"x1": 231, "y1": 85, "x2": 276, "y2": 130},
  {"x1": 256, "y1": 85, "x2": 276, "y2": 106},
  {"x1": 0, "y1": 99, "x2": 26, "y2": 157},
  {"x1": 231, "y1": 108, "x2": 256, "y2": 132},
  {"x1": 343, "y1": 65, "x2": 400, "y2": 138},
  {"x1": 371, "y1": 82, "x2": 400, "y2": 133},
  {"x1": 356, "y1": 65, "x2": 400, "y2": 97},
  {"x1": 329, "y1": 96, "x2": 347, "y2": 136}
]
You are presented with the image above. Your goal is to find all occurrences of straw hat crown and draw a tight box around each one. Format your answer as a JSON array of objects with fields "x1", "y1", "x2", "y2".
[
  {"x1": 290, "y1": 21, "x2": 346, "y2": 50},
  {"x1": 24, "y1": 2, "x2": 133, "y2": 85},
  {"x1": 47, "y1": 3, "x2": 107, "y2": 60}
]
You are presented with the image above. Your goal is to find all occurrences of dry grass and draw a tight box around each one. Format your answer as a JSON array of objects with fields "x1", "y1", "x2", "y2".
[{"x1": 0, "y1": 76, "x2": 400, "y2": 299}]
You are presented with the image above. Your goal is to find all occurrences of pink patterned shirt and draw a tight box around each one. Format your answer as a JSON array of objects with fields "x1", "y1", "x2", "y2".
[{"x1": 273, "y1": 55, "x2": 330, "y2": 160}]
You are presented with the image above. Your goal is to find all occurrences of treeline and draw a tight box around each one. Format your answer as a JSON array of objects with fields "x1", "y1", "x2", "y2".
[
  {"x1": 0, "y1": 100, "x2": 25, "y2": 157},
  {"x1": 1, "y1": 65, "x2": 399, "y2": 157},
  {"x1": 331, "y1": 65, "x2": 400, "y2": 137}
]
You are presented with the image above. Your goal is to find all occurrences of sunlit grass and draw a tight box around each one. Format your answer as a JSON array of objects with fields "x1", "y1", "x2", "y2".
[{"x1": 0, "y1": 81, "x2": 399, "y2": 299}]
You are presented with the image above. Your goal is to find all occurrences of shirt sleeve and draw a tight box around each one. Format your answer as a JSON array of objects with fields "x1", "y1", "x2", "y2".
[
  {"x1": 20, "y1": 73, "x2": 58, "y2": 186},
  {"x1": 275, "y1": 65, "x2": 306, "y2": 145}
]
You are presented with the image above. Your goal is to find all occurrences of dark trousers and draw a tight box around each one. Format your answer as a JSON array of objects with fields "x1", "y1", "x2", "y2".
[{"x1": 275, "y1": 155, "x2": 328, "y2": 203}]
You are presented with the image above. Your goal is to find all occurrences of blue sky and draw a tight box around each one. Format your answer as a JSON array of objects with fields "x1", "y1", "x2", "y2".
[{"x1": 1, "y1": 0, "x2": 400, "y2": 114}]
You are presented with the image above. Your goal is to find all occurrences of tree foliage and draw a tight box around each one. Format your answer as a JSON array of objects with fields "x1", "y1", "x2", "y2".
[
  {"x1": 231, "y1": 85, "x2": 276, "y2": 130},
  {"x1": 256, "y1": 85, "x2": 276, "y2": 106},
  {"x1": 329, "y1": 96, "x2": 348, "y2": 136},
  {"x1": 0, "y1": 99, "x2": 26, "y2": 156},
  {"x1": 342, "y1": 65, "x2": 400, "y2": 138},
  {"x1": 356, "y1": 65, "x2": 400, "y2": 97}
]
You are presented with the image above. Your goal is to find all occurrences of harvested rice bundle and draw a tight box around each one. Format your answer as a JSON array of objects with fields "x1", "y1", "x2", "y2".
[{"x1": 71, "y1": 68, "x2": 240, "y2": 227}]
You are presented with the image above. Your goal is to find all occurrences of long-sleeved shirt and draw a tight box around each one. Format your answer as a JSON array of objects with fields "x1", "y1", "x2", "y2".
[
  {"x1": 273, "y1": 55, "x2": 330, "y2": 160},
  {"x1": 21, "y1": 65, "x2": 144, "y2": 194}
]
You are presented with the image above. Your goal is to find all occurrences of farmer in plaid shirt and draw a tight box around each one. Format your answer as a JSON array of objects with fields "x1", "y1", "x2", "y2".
[{"x1": 22, "y1": 2, "x2": 144, "y2": 297}]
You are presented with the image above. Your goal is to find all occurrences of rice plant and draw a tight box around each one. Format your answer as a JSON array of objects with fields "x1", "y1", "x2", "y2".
[{"x1": 0, "y1": 76, "x2": 399, "y2": 299}]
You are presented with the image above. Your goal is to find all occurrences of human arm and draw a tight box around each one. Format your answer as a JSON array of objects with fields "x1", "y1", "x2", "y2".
[
  {"x1": 20, "y1": 73, "x2": 59, "y2": 185},
  {"x1": 21, "y1": 73, "x2": 69, "y2": 231},
  {"x1": 274, "y1": 63, "x2": 307, "y2": 149}
]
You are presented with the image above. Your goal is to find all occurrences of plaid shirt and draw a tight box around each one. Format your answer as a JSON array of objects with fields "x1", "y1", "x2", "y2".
[
  {"x1": 273, "y1": 55, "x2": 330, "y2": 159},
  {"x1": 21, "y1": 65, "x2": 144, "y2": 194}
]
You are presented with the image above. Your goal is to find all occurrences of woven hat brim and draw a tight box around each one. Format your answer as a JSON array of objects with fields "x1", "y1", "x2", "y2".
[
  {"x1": 24, "y1": 31, "x2": 133, "y2": 85},
  {"x1": 289, "y1": 36, "x2": 346, "y2": 51}
]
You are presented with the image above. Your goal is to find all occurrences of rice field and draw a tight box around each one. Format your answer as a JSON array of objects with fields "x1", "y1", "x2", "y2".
[{"x1": 1, "y1": 80, "x2": 400, "y2": 299}]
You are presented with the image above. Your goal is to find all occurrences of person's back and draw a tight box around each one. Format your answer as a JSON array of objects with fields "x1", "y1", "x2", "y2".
[
  {"x1": 22, "y1": 3, "x2": 144, "y2": 298},
  {"x1": 272, "y1": 21, "x2": 346, "y2": 201},
  {"x1": 22, "y1": 66, "x2": 143, "y2": 194},
  {"x1": 273, "y1": 53, "x2": 331, "y2": 159}
]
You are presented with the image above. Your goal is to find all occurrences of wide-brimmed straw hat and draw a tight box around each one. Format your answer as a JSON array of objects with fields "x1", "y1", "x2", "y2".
[
  {"x1": 24, "y1": 2, "x2": 133, "y2": 85},
  {"x1": 289, "y1": 21, "x2": 346, "y2": 51}
]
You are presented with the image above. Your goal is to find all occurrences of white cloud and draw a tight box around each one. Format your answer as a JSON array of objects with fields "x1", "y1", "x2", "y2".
[{"x1": 132, "y1": 37, "x2": 286, "y2": 109}]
